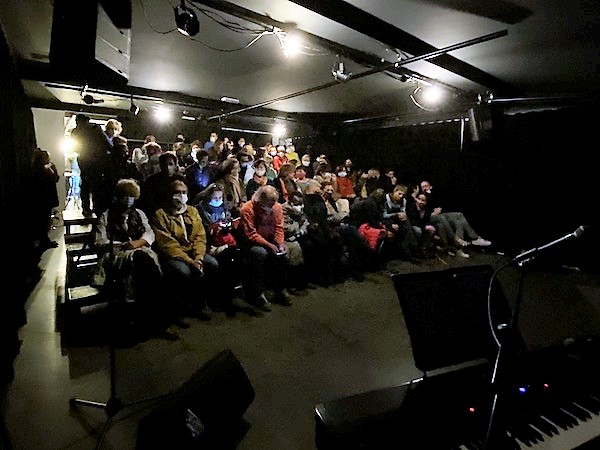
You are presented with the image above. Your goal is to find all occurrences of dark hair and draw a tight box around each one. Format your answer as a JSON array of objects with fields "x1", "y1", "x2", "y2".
[{"x1": 159, "y1": 152, "x2": 178, "y2": 165}]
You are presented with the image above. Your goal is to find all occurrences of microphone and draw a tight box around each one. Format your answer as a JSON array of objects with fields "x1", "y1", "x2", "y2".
[{"x1": 511, "y1": 226, "x2": 586, "y2": 265}]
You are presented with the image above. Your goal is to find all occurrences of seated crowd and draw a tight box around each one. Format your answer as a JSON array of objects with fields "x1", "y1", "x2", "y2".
[{"x1": 75, "y1": 123, "x2": 491, "y2": 340}]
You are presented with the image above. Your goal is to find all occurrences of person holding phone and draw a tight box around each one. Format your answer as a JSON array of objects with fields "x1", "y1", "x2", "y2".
[{"x1": 238, "y1": 185, "x2": 292, "y2": 310}]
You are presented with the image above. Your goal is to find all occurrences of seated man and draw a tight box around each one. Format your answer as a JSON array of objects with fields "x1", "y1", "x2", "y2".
[
  {"x1": 151, "y1": 180, "x2": 216, "y2": 321},
  {"x1": 238, "y1": 185, "x2": 292, "y2": 310},
  {"x1": 420, "y1": 180, "x2": 491, "y2": 248}
]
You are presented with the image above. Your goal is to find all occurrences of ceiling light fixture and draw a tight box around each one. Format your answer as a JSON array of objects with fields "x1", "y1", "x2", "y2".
[
  {"x1": 332, "y1": 55, "x2": 351, "y2": 82},
  {"x1": 174, "y1": 0, "x2": 200, "y2": 37},
  {"x1": 80, "y1": 83, "x2": 104, "y2": 105},
  {"x1": 129, "y1": 96, "x2": 140, "y2": 115},
  {"x1": 409, "y1": 85, "x2": 446, "y2": 112},
  {"x1": 221, "y1": 96, "x2": 240, "y2": 104}
]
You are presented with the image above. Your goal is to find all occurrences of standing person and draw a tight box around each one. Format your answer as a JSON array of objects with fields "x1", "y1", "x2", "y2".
[
  {"x1": 238, "y1": 185, "x2": 292, "y2": 310},
  {"x1": 137, "y1": 152, "x2": 185, "y2": 217},
  {"x1": 30, "y1": 148, "x2": 60, "y2": 253},
  {"x1": 70, "y1": 114, "x2": 108, "y2": 216},
  {"x1": 151, "y1": 180, "x2": 214, "y2": 321}
]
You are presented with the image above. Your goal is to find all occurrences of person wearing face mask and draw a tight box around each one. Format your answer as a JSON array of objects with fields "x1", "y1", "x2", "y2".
[
  {"x1": 281, "y1": 190, "x2": 313, "y2": 293},
  {"x1": 185, "y1": 149, "x2": 215, "y2": 200},
  {"x1": 300, "y1": 154, "x2": 315, "y2": 178},
  {"x1": 196, "y1": 184, "x2": 256, "y2": 317},
  {"x1": 238, "y1": 150, "x2": 255, "y2": 186},
  {"x1": 203, "y1": 131, "x2": 218, "y2": 151},
  {"x1": 245, "y1": 159, "x2": 276, "y2": 199},
  {"x1": 239, "y1": 185, "x2": 292, "y2": 310},
  {"x1": 137, "y1": 152, "x2": 185, "y2": 217},
  {"x1": 214, "y1": 157, "x2": 246, "y2": 217},
  {"x1": 151, "y1": 180, "x2": 215, "y2": 322},
  {"x1": 335, "y1": 164, "x2": 357, "y2": 203},
  {"x1": 93, "y1": 178, "x2": 176, "y2": 341}
]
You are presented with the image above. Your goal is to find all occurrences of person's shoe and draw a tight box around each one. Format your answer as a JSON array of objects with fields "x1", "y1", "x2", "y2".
[
  {"x1": 172, "y1": 318, "x2": 191, "y2": 329},
  {"x1": 153, "y1": 330, "x2": 180, "y2": 341},
  {"x1": 351, "y1": 272, "x2": 365, "y2": 282},
  {"x1": 455, "y1": 237, "x2": 469, "y2": 247},
  {"x1": 456, "y1": 249, "x2": 470, "y2": 258},
  {"x1": 273, "y1": 289, "x2": 293, "y2": 306},
  {"x1": 471, "y1": 237, "x2": 492, "y2": 246},
  {"x1": 253, "y1": 294, "x2": 272, "y2": 312},
  {"x1": 447, "y1": 249, "x2": 457, "y2": 257},
  {"x1": 196, "y1": 306, "x2": 212, "y2": 321}
]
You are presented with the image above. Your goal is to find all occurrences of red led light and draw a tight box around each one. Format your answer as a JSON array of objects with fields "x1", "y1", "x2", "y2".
[{"x1": 469, "y1": 407, "x2": 475, "y2": 413}]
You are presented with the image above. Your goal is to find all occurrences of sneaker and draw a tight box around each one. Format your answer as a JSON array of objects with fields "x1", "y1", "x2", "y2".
[
  {"x1": 471, "y1": 237, "x2": 492, "y2": 246},
  {"x1": 447, "y1": 249, "x2": 457, "y2": 257},
  {"x1": 273, "y1": 289, "x2": 293, "y2": 306},
  {"x1": 455, "y1": 237, "x2": 469, "y2": 247},
  {"x1": 196, "y1": 307, "x2": 212, "y2": 321},
  {"x1": 253, "y1": 294, "x2": 272, "y2": 312},
  {"x1": 456, "y1": 249, "x2": 470, "y2": 258},
  {"x1": 172, "y1": 318, "x2": 191, "y2": 329}
]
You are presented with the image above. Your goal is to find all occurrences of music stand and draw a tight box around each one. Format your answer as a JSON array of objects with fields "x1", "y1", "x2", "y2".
[{"x1": 69, "y1": 210, "x2": 170, "y2": 449}]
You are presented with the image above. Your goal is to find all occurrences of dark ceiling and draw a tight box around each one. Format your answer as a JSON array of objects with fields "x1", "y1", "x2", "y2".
[{"x1": 1, "y1": 0, "x2": 598, "y2": 131}]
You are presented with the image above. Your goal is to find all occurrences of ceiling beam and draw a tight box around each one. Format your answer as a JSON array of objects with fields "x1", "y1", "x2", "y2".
[{"x1": 287, "y1": 0, "x2": 519, "y2": 95}]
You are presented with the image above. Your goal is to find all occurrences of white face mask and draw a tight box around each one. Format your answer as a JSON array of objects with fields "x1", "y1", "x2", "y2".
[
  {"x1": 173, "y1": 193, "x2": 188, "y2": 205},
  {"x1": 291, "y1": 204, "x2": 303, "y2": 213},
  {"x1": 209, "y1": 136, "x2": 217, "y2": 143},
  {"x1": 119, "y1": 196, "x2": 135, "y2": 208},
  {"x1": 209, "y1": 198, "x2": 223, "y2": 207},
  {"x1": 337, "y1": 171, "x2": 347, "y2": 177},
  {"x1": 302, "y1": 160, "x2": 310, "y2": 166},
  {"x1": 255, "y1": 168, "x2": 266, "y2": 176}
]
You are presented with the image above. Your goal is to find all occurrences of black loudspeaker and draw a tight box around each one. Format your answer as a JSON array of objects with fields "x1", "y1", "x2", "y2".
[
  {"x1": 392, "y1": 265, "x2": 516, "y2": 373},
  {"x1": 137, "y1": 349, "x2": 255, "y2": 449},
  {"x1": 49, "y1": 0, "x2": 131, "y2": 85}
]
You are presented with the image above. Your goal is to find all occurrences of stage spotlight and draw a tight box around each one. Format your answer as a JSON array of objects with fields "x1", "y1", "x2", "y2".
[
  {"x1": 332, "y1": 55, "x2": 351, "y2": 82},
  {"x1": 82, "y1": 94, "x2": 104, "y2": 105},
  {"x1": 174, "y1": 1, "x2": 200, "y2": 37},
  {"x1": 129, "y1": 97, "x2": 140, "y2": 115}
]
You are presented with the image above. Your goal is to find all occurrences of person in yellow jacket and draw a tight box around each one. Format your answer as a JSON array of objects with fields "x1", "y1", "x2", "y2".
[{"x1": 151, "y1": 179, "x2": 216, "y2": 321}]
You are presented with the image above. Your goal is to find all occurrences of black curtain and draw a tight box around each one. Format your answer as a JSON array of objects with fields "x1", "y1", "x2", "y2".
[{"x1": 0, "y1": 18, "x2": 38, "y2": 385}]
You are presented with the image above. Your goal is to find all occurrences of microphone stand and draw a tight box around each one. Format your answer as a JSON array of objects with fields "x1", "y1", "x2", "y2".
[
  {"x1": 484, "y1": 225, "x2": 585, "y2": 448},
  {"x1": 69, "y1": 208, "x2": 170, "y2": 449},
  {"x1": 484, "y1": 259, "x2": 527, "y2": 449}
]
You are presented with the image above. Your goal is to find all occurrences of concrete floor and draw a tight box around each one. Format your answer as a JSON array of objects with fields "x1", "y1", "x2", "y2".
[{"x1": 2, "y1": 220, "x2": 596, "y2": 450}]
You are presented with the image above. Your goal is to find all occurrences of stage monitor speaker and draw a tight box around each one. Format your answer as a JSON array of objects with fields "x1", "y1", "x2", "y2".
[
  {"x1": 49, "y1": 0, "x2": 131, "y2": 86},
  {"x1": 392, "y1": 265, "x2": 517, "y2": 373},
  {"x1": 136, "y1": 349, "x2": 255, "y2": 449}
]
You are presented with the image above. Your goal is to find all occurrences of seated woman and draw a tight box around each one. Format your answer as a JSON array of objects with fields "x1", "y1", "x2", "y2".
[
  {"x1": 196, "y1": 184, "x2": 249, "y2": 317},
  {"x1": 151, "y1": 180, "x2": 216, "y2": 321},
  {"x1": 245, "y1": 159, "x2": 276, "y2": 199},
  {"x1": 281, "y1": 190, "x2": 311, "y2": 292},
  {"x1": 93, "y1": 178, "x2": 175, "y2": 340}
]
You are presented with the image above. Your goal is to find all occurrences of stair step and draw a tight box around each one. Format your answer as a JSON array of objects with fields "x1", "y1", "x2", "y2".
[{"x1": 67, "y1": 285, "x2": 100, "y2": 301}]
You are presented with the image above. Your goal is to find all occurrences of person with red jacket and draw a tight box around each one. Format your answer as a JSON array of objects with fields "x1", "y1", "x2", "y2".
[{"x1": 238, "y1": 185, "x2": 292, "y2": 310}]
